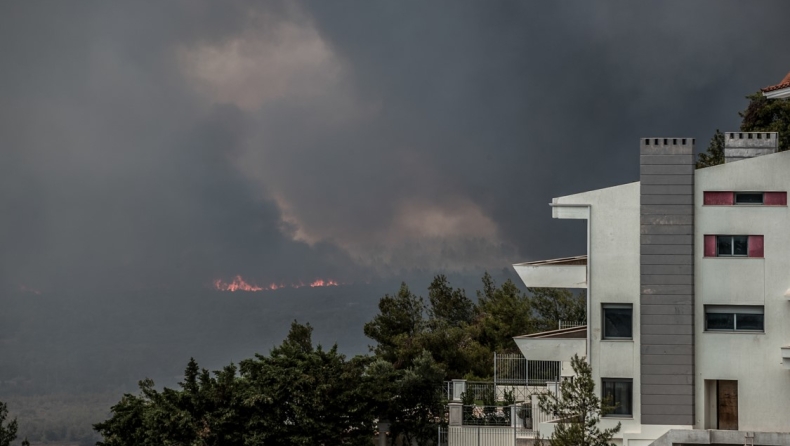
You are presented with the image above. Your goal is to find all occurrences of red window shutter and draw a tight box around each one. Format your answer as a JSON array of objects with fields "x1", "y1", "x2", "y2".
[
  {"x1": 704, "y1": 192, "x2": 734, "y2": 205},
  {"x1": 748, "y1": 235, "x2": 764, "y2": 258},
  {"x1": 704, "y1": 235, "x2": 717, "y2": 257},
  {"x1": 764, "y1": 192, "x2": 787, "y2": 206}
]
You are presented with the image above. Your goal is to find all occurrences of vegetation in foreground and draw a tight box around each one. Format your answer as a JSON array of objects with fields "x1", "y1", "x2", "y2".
[
  {"x1": 91, "y1": 273, "x2": 584, "y2": 445},
  {"x1": 538, "y1": 354, "x2": 620, "y2": 446}
]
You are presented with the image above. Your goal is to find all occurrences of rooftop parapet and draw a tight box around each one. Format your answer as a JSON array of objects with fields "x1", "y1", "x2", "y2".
[{"x1": 724, "y1": 132, "x2": 778, "y2": 163}]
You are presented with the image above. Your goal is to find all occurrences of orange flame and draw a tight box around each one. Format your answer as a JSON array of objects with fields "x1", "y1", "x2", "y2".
[
  {"x1": 213, "y1": 275, "x2": 343, "y2": 292},
  {"x1": 213, "y1": 275, "x2": 263, "y2": 292}
]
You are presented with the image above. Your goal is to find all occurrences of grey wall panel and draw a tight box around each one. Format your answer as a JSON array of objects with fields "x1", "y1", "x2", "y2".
[
  {"x1": 641, "y1": 345, "x2": 693, "y2": 356},
  {"x1": 641, "y1": 384, "x2": 694, "y2": 395},
  {"x1": 641, "y1": 205, "x2": 693, "y2": 215},
  {"x1": 642, "y1": 314, "x2": 693, "y2": 325},
  {"x1": 641, "y1": 245, "x2": 694, "y2": 255},
  {"x1": 641, "y1": 374, "x2": 694, "y2": 385},
  {"x1": 641, "y1": 255, "x2": 694, "y2": 265},
  {"x1": 641, "y1": 164, "x2": 695, "y2": 175},
  {"x1": 641, "y1": 284, "x2": 693, "y2": 294},
  {"x1": 639, "y1": 137, "x2": 694, "y2": 425},
  {"x1": 641, "y1": 235, "x2": 693, "y2": 245},
  {"x1": 641, "y1": 394, "x2": 695, "y2": 405},
  {"x1": 640, "y1": 335, "x2": 693, "y2": 346},
  {"x1": 641, "y1": 275, "x2": 693, "y2": 285},
  {"x1": 642, "y1": 324, "x2": 694, "y2": 335},
  {"x1": 641, "y1": 295, "x2": 693, "y2": 305},
  {"x1": 641, "y1": 175, "x2": 694, "y2": 185},
  {"x1": 642, "y1": 185, "x2": 696, "y2": 195},
  {"x1": 641, "y1": 214, "x2": 694, "y2": 225},
  {"x1": 641, "y1": 404, "x2": 694, "y2": 415},
  {"x1": 642, "y1": 414, "x2": 698, "y2": 425},
  {"x1": 641, "y1": 155, "x2": 694, "y2": 165},
  {"x1": 641, "y1": 354, "x2": 694, "y2": 365},
  {"x1": 640, "y1": 225, "x2": 693, "y2": 235},
  {"x1": 641, "y1": 195, "x2": 694, "y2": 205},
  {"x1": 640, "y1": 304, "x2": 693, "y2": 315},
  {"x1": 641, "y1": 264, "x2": 693, "y2": 275}
]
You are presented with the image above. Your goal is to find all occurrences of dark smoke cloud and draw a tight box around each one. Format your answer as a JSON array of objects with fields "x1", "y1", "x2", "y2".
[{"x1": 1, "y1": 0, "x2": 789, "y2": 289}]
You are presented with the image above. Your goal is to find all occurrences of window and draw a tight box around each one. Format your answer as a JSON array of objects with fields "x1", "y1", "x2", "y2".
[
  {"x1": 705, "y1": 235, "x2": 763, "y2": 257},
  {"x1": 705, "y1": 306, "x2": 764, "y2": 332},
  {"x1": 602, "y1": 304, "x2": 632, "y2": 340},
  {"x1": 734, "y1": 193, "x2": 763, "y2": 205},
  {"x1": 716, "y1": 235, "x2": 748, "y2": 256},
  {"x1": 703, "y1": 191, "x2": 786, "y2": 206},
  {"x1": 602, "y1": 379, "x2": 633, "y2": 417}
]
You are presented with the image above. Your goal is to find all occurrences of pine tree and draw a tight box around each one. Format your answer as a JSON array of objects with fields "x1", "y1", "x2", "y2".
[{"x1": 538, "y1": 354, "x2": 620, "y2": 446}]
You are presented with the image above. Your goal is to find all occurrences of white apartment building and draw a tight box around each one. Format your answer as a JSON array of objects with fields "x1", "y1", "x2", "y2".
[
  {"x1": 443, "y1": 71, "x2": 790, "y2": 446},
  {"x1": 508, "y1": 74, "x2": 790, "y2": 446}
]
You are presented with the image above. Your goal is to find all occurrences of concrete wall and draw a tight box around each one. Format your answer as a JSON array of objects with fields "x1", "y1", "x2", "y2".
[
  {"x1": 553, "y1": 182, "x2": 641, "y2": 437},
  {"x1": 639, "y1": 137, "x2": 695, "y2": 426},
  {"x1": 694, "y1": 150, "x2": 790, "y2": 432}
]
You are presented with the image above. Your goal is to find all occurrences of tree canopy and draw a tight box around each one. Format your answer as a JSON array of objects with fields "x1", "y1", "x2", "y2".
[
  {"x1": 93, "y1": 273, "x2": 586, "y2": 445},
  {"x1": 94, "y1": 322, "x2": 376, "y2": 446}
]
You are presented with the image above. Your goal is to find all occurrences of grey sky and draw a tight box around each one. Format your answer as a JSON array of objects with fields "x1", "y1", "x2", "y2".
[{"x1": 1, "y1": 1, "x2": 789, "y2": 292}]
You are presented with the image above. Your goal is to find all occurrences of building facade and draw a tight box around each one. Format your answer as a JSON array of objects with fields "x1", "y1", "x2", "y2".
[{"x1": 512, "y1": 132, "x2": 790, "y2": 445}]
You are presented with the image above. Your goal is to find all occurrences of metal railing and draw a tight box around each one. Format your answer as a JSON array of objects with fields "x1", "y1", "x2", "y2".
[
  {"x1": 558, "y1": 320, "x2": 586, "y2": 330},
  {"x1": 462, "y1": 405, "x2": 515, "y2": 426},
  {"x1": 438, "y1": 426, "x2": 538, "y2": 445},
  {"x1": 442, "y1": 381, "x2": 534, "y2": 404},
  {"x1": 494, "y1": 353, "x2": 561, "y2": 387}
]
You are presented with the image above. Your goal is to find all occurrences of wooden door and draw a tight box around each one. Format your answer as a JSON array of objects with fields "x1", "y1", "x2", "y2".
[{"x1": 717, "y1": 380, "x2": 738, "y2": 430}]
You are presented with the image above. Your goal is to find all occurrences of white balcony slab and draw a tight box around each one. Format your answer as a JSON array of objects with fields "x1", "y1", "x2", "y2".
[
  {"x1": 514, "y1": 327, "x2": 587, "y2": 362},
  {"x1": 513, "y1": 256, "x2": 587, "y2": 288}
]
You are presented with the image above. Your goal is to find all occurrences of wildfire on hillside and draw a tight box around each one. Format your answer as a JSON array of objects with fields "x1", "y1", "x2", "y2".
[{"x1": 213, "y1": 275, "x2": 342, "y2": 292}]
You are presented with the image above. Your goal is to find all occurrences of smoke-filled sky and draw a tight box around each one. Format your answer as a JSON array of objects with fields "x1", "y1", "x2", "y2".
[{"x1": 2, "y1": 1, "x2": 789, "y2": 292}]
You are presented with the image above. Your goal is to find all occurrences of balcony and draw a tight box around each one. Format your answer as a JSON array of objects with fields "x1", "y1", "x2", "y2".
[
  {"x1": 513, "y1": 326, "x2": 587, "y2": 363},
  {"x1": 512, "y1": 255, "x2": 587, "y2": 289}
]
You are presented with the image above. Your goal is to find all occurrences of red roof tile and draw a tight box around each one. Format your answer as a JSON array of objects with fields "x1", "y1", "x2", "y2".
[{"x1": 762, "y1": 70, "x2": 790, "y2": 92}]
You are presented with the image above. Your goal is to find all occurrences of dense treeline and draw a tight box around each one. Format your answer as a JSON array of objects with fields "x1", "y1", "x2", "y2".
[{"x1": 91, "y1": 273, "x2": 584, "y2": 445}]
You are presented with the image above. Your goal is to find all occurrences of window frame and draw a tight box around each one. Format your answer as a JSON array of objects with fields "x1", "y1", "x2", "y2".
[
  {"x1": 734, "y1": 192, "x2": 764, "y2": 205},
  {"x1": 601, "y1": 378, "x2": 633, "y2": 417},
  {"x1": 704, "y1": 305, "x2": 764, "y2": 332},
  {"x1": 715, "y1": 235, "x2": 749, "y2": 257},
  {"x1": 602, "y1": 304, "x2": 633, "y2": 341}
]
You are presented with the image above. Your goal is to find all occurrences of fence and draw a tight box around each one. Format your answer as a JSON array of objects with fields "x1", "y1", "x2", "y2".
[
  {"x1": 442, "y1": 381, "x2": 533, "y2": 404},
  {"x1": 460, "y1": 404, "x2": 531, "y2": 427},
  {"x1": 558, "y1": 320, "x2": 586, "y2": 330},
  {"x1": 494, "y1": 354, "x2": 561, "y2": 387},
  {"x1": 438, "y1": 426, "x2": 537, "y2": 446}
]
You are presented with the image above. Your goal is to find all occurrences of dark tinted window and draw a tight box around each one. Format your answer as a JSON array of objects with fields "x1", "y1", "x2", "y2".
[
  {"x1": 706, "y1": 313, "x2": 734, "y2": 330},
  {"x1": 733, "y1": 236, "x2": 748, "y2": 255},
  {"x1": 736, "y1": 313, "x2": 764, "y2": 331},
  {"x1": 603, "y1": 306, "x2": 632, "y2": 339},
  {"x1": 717, "y1": 235, "x2": 748, "y2": 256},
  {"x1": 735, "y1": 193, "x2": 763, "y2": 204},
  {"x1": 705, "y1": 306, "x2": 763, "y2": 332},
  {"x1": 717, "y1": 236, "x2": 732, "y2": 256},
  {"x1": 602, "y1": 379, "x2": 632, "y2": 416}
]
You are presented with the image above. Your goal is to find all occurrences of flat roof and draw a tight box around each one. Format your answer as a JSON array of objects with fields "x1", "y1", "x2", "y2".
[{"x1": 513, "y1": 255, "x2": 587, "y2": 267}]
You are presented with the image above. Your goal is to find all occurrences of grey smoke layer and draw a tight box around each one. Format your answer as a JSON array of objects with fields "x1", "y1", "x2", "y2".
[{"x1": 2, "y1": 1, "x2": 789, "y2": 291}]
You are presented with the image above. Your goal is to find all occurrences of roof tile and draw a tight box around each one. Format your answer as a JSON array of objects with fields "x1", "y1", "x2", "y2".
[{"x1": 762, "y1": 70, "x2": 790, "y2": 92}]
